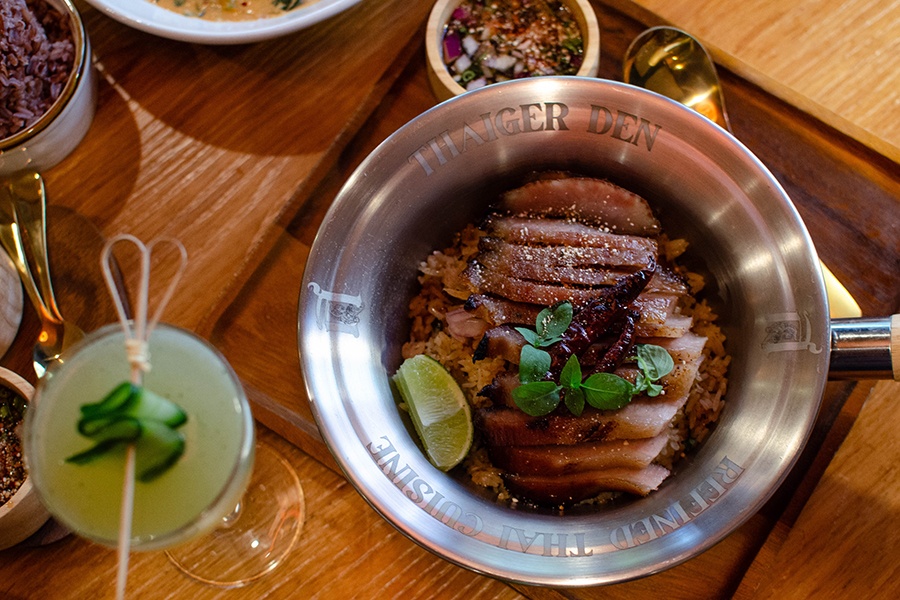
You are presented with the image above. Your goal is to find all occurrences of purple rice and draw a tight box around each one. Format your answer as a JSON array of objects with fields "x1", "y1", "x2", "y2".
[{"x1": 0, "y1": 0, "x2": 76, "y2": 140}]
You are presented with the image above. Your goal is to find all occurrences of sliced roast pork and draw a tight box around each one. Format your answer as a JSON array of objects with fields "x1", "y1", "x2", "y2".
[
  {"x1": 498, "y1": 177, "x2": 661, "y2": 236},
  {"x1": 504, "y1": 464, "x2": 671, "y2": 504},
  {"x1": 475, "y1": 347, "x2": 704, "y2": 446},
  {"x1": 454, "y1": 176, "x2": 711, "y2": 505},
  {"x1": 489, "y1": 433, "x2": 670, "y2": 475},
  {"x1": 456, "y1": 293, "x2": 693, "y2": 340}
]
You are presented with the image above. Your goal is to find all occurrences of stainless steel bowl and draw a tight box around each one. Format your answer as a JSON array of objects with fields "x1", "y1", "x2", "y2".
[{"x1": 297, "y1": 77, "x2": 843, "y2": 585}]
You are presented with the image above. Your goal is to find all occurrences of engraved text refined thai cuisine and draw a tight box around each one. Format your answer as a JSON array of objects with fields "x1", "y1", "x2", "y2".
[{"x1": 397, "y1": 174, "x2": 730, "y2": 508}]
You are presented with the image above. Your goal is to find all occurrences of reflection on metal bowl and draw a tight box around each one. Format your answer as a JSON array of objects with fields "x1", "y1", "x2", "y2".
[{"x1": 298, "y1": 77, "x2": 831, "y2": 586}]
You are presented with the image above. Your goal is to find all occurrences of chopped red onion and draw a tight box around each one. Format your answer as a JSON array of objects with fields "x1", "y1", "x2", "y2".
[
  {"x1": 451, "y1": 6, "x2": 469, "y2": 20},
  {"x1": 443, "y1": 30, "x2": 462, "y2": 63}
]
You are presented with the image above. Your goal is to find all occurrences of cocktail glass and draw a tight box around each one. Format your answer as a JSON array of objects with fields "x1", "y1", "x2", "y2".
[{"x1": 24, "y1": 323, "x2": 304, "y2": 588}]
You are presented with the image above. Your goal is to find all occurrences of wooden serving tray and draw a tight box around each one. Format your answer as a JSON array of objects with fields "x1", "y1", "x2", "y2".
[{"x1": 203, "y1": 2, "x2": 898, "y2": 598}]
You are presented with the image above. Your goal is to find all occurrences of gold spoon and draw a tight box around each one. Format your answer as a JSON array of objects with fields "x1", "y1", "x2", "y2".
[
  {"x1": 0, "y1": 171, "x2": 85, "y2": 376},
  {"x1": 623, "y1": 26, "x2": 862, "y2": 319},
  {"x1": 623, "y1": 26, "x2": 730, "y2": 131}
]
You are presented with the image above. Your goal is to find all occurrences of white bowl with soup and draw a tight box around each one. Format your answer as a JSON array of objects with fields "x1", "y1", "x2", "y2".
[{"x1": 82, "y1": 0, "x2": 361, "y2": 44}]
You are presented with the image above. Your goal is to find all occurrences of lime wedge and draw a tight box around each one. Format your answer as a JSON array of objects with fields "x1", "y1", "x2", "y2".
[{"x1": 392, "y1": 355, "x2": 473, "y2": 471}]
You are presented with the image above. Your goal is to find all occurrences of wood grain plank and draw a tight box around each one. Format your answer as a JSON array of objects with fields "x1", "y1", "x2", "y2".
[
  {"x1": 749, "y1": 380, "x2": 900, "y2": 599},
  {"x1": 38, "y1": 0, "x2": 433, "y2": 334},
  {"x1": 617, "y1": 0, "x2": 900, "y2": 162}
]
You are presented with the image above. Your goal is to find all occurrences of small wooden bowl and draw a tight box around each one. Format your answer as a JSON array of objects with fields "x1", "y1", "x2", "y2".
[
  {"x1": 0, "y1": 368, "x2": 50, "y2": 550},
  {"x1": 425, "y1": 0, "x2": 601, "y2": 101}
]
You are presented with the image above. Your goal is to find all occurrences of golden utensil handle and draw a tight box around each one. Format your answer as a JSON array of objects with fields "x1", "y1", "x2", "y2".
[{"x1": 0, "y1": 172, "x2": 63, "y2": 326}]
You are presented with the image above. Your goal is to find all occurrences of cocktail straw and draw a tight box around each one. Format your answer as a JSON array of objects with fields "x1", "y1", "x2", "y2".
[{"x1": 100, "y1": 235, "x2": 187, "y2": 600}]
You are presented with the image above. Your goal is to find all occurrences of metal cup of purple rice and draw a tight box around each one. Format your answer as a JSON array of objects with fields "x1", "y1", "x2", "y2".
[{"x1": 0, "y1": 0, "x2": 96, "y2": 175}]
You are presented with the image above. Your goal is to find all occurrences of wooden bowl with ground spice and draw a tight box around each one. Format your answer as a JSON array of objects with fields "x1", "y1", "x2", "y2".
[{"x1": 0, "y1": 367, "x2": 49, "y2": 550}]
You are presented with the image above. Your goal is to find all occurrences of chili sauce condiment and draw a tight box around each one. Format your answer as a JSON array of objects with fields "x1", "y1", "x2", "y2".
[
  {"x1": 441, "y1": 0, "x2": 584, "y2": 92},
  {"x1": 0, "y1": 385, "x2": 27, "y2": 507}
]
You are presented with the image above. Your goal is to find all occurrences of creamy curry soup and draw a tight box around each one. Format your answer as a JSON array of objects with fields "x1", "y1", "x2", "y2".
[{"x1": 152, "y1": 0, "x2": 306, "y2": 21}]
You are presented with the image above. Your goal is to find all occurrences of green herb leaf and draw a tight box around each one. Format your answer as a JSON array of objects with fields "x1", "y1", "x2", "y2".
[
  {"x1": 636, "y1": 344, "x2": 675, "y2": 381},
  {"x1": 535, "y1": 302, "x2": 573, "y2": 345},
  {"x1": 272, "y1": 0, "x2": 303, "y2": 10},
  {"x1": 511, "y1": 305, "x2": 675, "y2": 417},
  {"x1": 645, "y1": 382, "x2": 664, "y2": 397},
  {"x1": 533, "y1": 306, "x2": 553, "y2": 338},
  {"x1": 582, "y1": 372, "x2": 635, "y2": 410},
  {"x1": 514, "y1": 327, "x2": 540, "y2": 347},
  {"x1": 564, "y1": 387, "x2": 585, "y2": 416},
  {"x1": 559, "y1": 354, "x2": 582, "y2": 389},
  {"x1": 561, "y1": 37, "x2": 583, "y2": 54},
  {"x1": 511, "y1": 381, "x2": 561, "y2": 416},
  {"x1": 519, "y1": 344, "x2": 551, "y2": 383}
]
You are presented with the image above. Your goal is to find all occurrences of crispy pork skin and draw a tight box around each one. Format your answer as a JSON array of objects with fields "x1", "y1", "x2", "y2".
[{"x1": 473, "y1": 325, "x2": 527, "y2": 363}]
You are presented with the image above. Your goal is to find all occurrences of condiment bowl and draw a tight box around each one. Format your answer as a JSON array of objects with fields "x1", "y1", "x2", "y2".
[
  {"x1": 82, "y1": 0, "x2": 361, "y2": 45},
  {"x1": 298, "y1": 77, "x2": 893, "y2": 585},
  {"x1": 0, "y1": 367, "x2": 49, "y2": 551},
  {"x1": 425, "y1": 0, "x2": 600, "y2": 101},
  {"x1": 0, "y1": 0, "x2": 96, "y2": 176}
]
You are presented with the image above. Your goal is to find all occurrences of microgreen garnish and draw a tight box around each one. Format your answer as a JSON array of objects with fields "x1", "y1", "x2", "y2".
[
  {"x1": 514, "y1": 302, "x2": 572, "y2": 349},
  {"x1": 510, "y1": 302, "x2": 674, "y2": 417}
]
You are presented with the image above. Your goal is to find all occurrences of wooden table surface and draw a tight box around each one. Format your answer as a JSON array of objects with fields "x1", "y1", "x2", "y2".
[{"x1": 1, "y1": 0, "x2": 897, "y2": 598}]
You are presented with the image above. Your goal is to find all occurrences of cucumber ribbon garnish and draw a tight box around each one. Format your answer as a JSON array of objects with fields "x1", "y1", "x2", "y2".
[{"x1": 66, "y1": 381, "x2": 187, "y2": 482}]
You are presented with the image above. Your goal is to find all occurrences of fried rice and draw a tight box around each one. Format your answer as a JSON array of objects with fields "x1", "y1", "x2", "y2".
[{"x1": 401, "y1": 219, "x2": 730, "y2": 505}]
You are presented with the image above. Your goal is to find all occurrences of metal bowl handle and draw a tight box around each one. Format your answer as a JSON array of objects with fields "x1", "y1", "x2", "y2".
[{"x1": 829, "y1": 315, "x2": 900, "y2": 380}]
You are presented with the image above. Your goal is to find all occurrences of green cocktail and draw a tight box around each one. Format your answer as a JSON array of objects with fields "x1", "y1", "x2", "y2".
[{"x1": 25, "y1": 323, "x2": 255, "y2": 550}]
